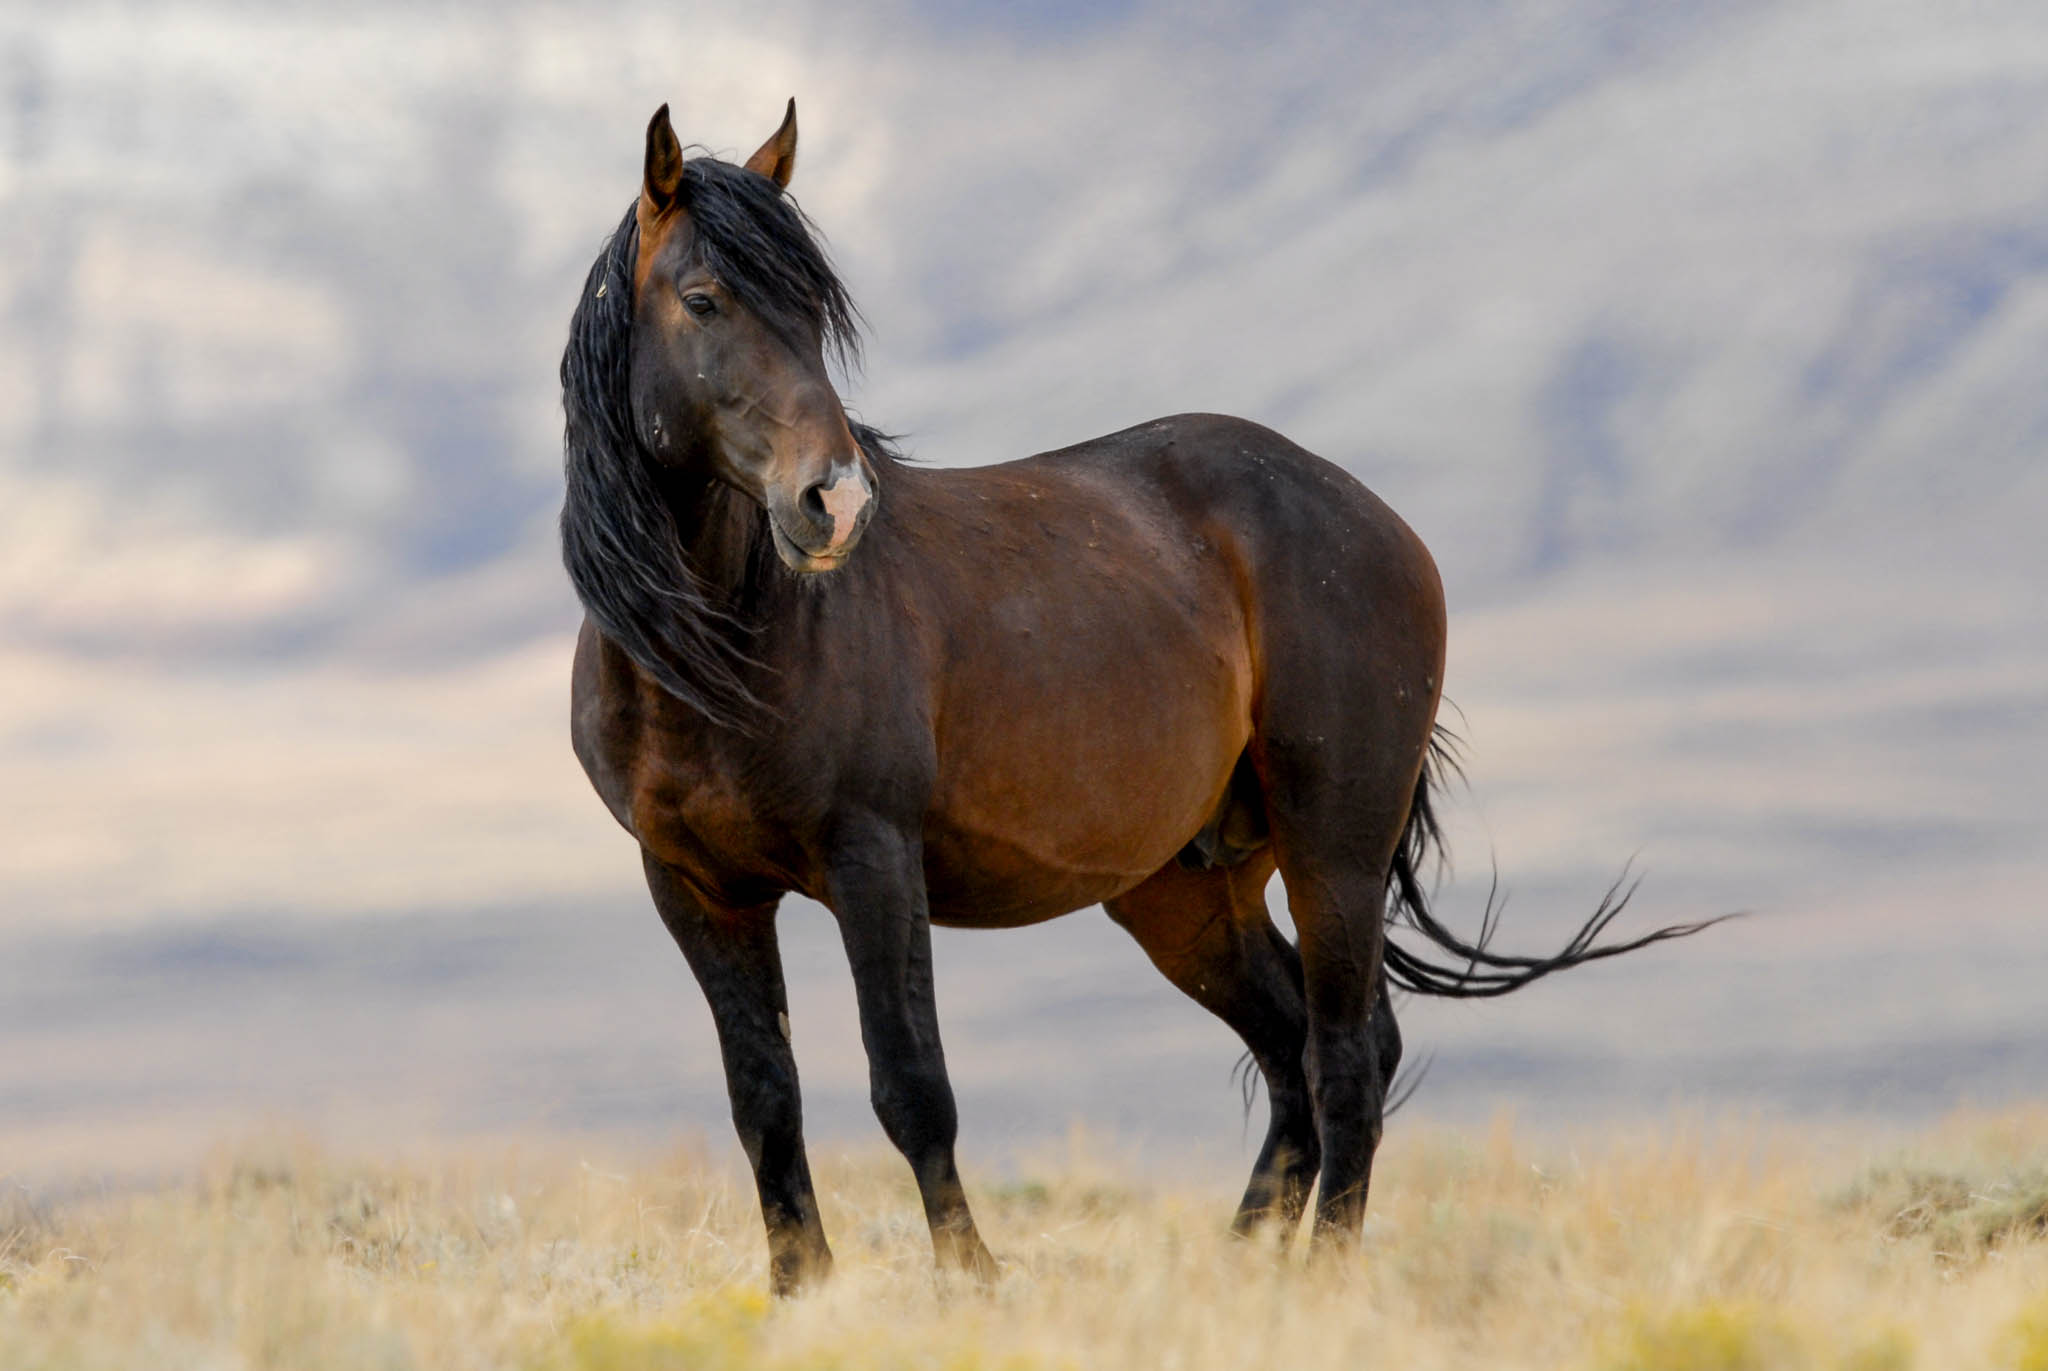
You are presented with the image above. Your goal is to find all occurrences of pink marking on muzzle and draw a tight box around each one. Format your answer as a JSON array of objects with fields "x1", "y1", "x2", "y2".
[{"x1": 816, "y1": 466, "x2": 872, "y2": 554}]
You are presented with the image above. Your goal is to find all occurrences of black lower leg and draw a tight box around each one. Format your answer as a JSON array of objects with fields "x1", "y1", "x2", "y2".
[
  {"x1": 1235, "y1": 1068, "x2": 1320, "y2": 1234},
  {"x1": 644, "y1": 854, "x2": 831, "y2": 1294},
  {"x1": 830, "y1": 825, "x2": 996, "y2": 1280},
  {"x1": 871, "y1": 1062, "x2": 990, "y2": 1274},
  {"x1": 1232, "y1": 924, "x2": 1319, "y2": 1233},
  {"x1": 1306, "y1": 1028, "x2": 1385, "y2": 1237},
  {"x1": 1290, "y1": 884, "x2": 1392, "y2": 1241}
]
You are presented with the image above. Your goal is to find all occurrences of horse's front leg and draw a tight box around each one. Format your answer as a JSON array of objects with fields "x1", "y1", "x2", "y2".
[
  {"x1": 827, "y1": 820, "x2": 997, "y2": 1280},
  {"x1": 642, "y1": 852, "x2": 833, "y2": 1295}
]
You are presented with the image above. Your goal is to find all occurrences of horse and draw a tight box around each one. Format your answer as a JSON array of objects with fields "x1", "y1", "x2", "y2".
[{"x1": 560, "y1": 100, "x2": 1718, "y2": 1294}]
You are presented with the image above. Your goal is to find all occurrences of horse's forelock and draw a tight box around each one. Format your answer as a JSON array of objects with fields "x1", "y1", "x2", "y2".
[{"x1": 676, "y1": 157, "x2": 863, "y2": 372}]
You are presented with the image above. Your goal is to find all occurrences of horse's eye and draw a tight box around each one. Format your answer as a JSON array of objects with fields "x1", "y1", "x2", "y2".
[{"x1": 683, "y1": 293, "x2": 717, "y2": 318}]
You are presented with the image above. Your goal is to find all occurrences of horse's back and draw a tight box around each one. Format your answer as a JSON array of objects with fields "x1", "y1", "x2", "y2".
[{"x1": 1027, "y1": 412, "x2": 1445, "y2": 672}]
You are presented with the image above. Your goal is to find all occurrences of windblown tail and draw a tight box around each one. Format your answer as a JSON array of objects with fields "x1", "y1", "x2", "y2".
[{"x1": 1381, "y1": 726, "x2": 1730, "y2": 999}]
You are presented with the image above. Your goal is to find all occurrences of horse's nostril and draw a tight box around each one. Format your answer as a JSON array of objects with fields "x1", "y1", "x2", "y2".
[
  {"x1": 799, "y1": 482, "x2": 828, "y2": 526},
  {"x1": 792, "y1": 464, "x2": 872, "y2": 557}
]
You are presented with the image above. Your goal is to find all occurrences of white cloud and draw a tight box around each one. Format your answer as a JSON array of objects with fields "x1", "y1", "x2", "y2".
[{"x1": 0, "y1": 470, "x2": 356, "y2": 641}]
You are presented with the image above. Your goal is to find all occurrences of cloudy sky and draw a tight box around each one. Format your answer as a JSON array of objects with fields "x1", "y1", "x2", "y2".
[{"x1": 2, "y1": 0, "x2": 2044, "y2": 1171}]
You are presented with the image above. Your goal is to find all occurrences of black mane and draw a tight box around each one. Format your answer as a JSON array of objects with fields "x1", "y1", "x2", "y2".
[{"x1": 559, "y1": 159, "x2": 891, "y2": 727}]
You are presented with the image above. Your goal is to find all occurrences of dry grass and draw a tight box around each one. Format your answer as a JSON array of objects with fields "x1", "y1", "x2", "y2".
[{"x1": 5, "y1": 1111, "x2": 2048, "y2": 1370}]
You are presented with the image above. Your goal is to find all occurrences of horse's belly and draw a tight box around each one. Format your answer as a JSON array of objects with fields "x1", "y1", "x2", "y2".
[
  {"x1": 921, "y1": 628, "x2": 1251, "y2": 928},
  {"x1": 921, "y1": 769, "x2": 1223, "y2": 927}
]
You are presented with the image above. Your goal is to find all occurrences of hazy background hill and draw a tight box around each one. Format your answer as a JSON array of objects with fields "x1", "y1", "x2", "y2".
[{"x1": 1, "y1": 0, "x2": 2043, "y2": 1173}]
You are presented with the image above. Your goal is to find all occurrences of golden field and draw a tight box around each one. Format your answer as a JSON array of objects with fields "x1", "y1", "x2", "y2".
[{"x1": 4, "y1": 1111, "x2": 2048, "y2": 1370}]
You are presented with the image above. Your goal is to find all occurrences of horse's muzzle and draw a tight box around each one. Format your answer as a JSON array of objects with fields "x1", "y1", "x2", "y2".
[{"x1": 769, "y1": 459, "x2": 875, "y2": 572}]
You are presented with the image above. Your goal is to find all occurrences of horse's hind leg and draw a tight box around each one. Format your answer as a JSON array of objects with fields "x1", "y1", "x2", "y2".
[
  {"x1": 1259, "y1": 727, "x2": 1425, "y2": 1240},
  {"x1": 1104, "y1": 853, "x2": 1321, "y2": 1234}
]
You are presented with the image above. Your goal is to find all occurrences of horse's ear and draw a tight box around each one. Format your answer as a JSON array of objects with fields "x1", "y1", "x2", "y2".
[
  {"x1": 744, "y1": 98, "x2": 798, "y2": 189},
  {"x1": 642, "y1": 104, "x2": 685, "y2": 217}
]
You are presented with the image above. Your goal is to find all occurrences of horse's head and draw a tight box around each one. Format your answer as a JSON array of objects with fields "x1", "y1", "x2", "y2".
[{"x1": 628, "y1": 101, "x2": 875, "y2": 574}]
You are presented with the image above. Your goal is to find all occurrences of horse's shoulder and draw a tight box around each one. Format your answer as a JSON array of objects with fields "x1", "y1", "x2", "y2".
[{"x1": 572, "y1": 616, "x2": 818, "y2": 896}]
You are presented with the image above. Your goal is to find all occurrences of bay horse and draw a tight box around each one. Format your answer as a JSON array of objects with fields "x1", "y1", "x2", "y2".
[{"x1": 562, "y1": 101, "x2": 1715, "y2": 1293}]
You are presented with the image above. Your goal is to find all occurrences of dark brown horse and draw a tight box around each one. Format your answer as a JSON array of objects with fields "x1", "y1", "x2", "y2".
[{"x1": 562, "y1": 101, "x2": 1715, "y2": 1294}]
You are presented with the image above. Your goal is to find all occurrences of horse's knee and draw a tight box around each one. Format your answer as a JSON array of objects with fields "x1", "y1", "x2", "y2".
[{"x1": 870, "y1": 1065, "x2": 959, "y2": 1157}]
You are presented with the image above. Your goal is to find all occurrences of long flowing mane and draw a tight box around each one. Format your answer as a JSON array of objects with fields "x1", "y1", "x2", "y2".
[{"x1": 559, "y1": 158, "x2": 891, "y2": 727}]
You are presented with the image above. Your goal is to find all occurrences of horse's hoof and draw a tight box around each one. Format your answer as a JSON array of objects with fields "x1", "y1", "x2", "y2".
[
  {"x1": 935, "y1": 1233, "x2": 1000, "y2": 1287},
  {"x1": 965, "y1": 1241, "x2": 1000, "y2": 1286},
  {"x1": 768, "y1": 1246, "x2": 835, "y2": 1298}
]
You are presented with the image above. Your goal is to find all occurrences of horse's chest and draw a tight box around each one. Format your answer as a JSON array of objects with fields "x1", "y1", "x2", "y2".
[{"x1": 571, "y1": 630, "x2": 804, "y2": 905}]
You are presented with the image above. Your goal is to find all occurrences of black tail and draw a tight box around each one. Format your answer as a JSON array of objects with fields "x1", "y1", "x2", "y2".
[{"x1": 1381, "y1": 725, "x2": 1732, "y2": 999}]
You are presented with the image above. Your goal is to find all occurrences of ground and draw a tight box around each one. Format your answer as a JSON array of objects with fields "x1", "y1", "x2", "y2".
[{"x1": 4, "y1": 1110, "x2": 2048, "y2": 1370}]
